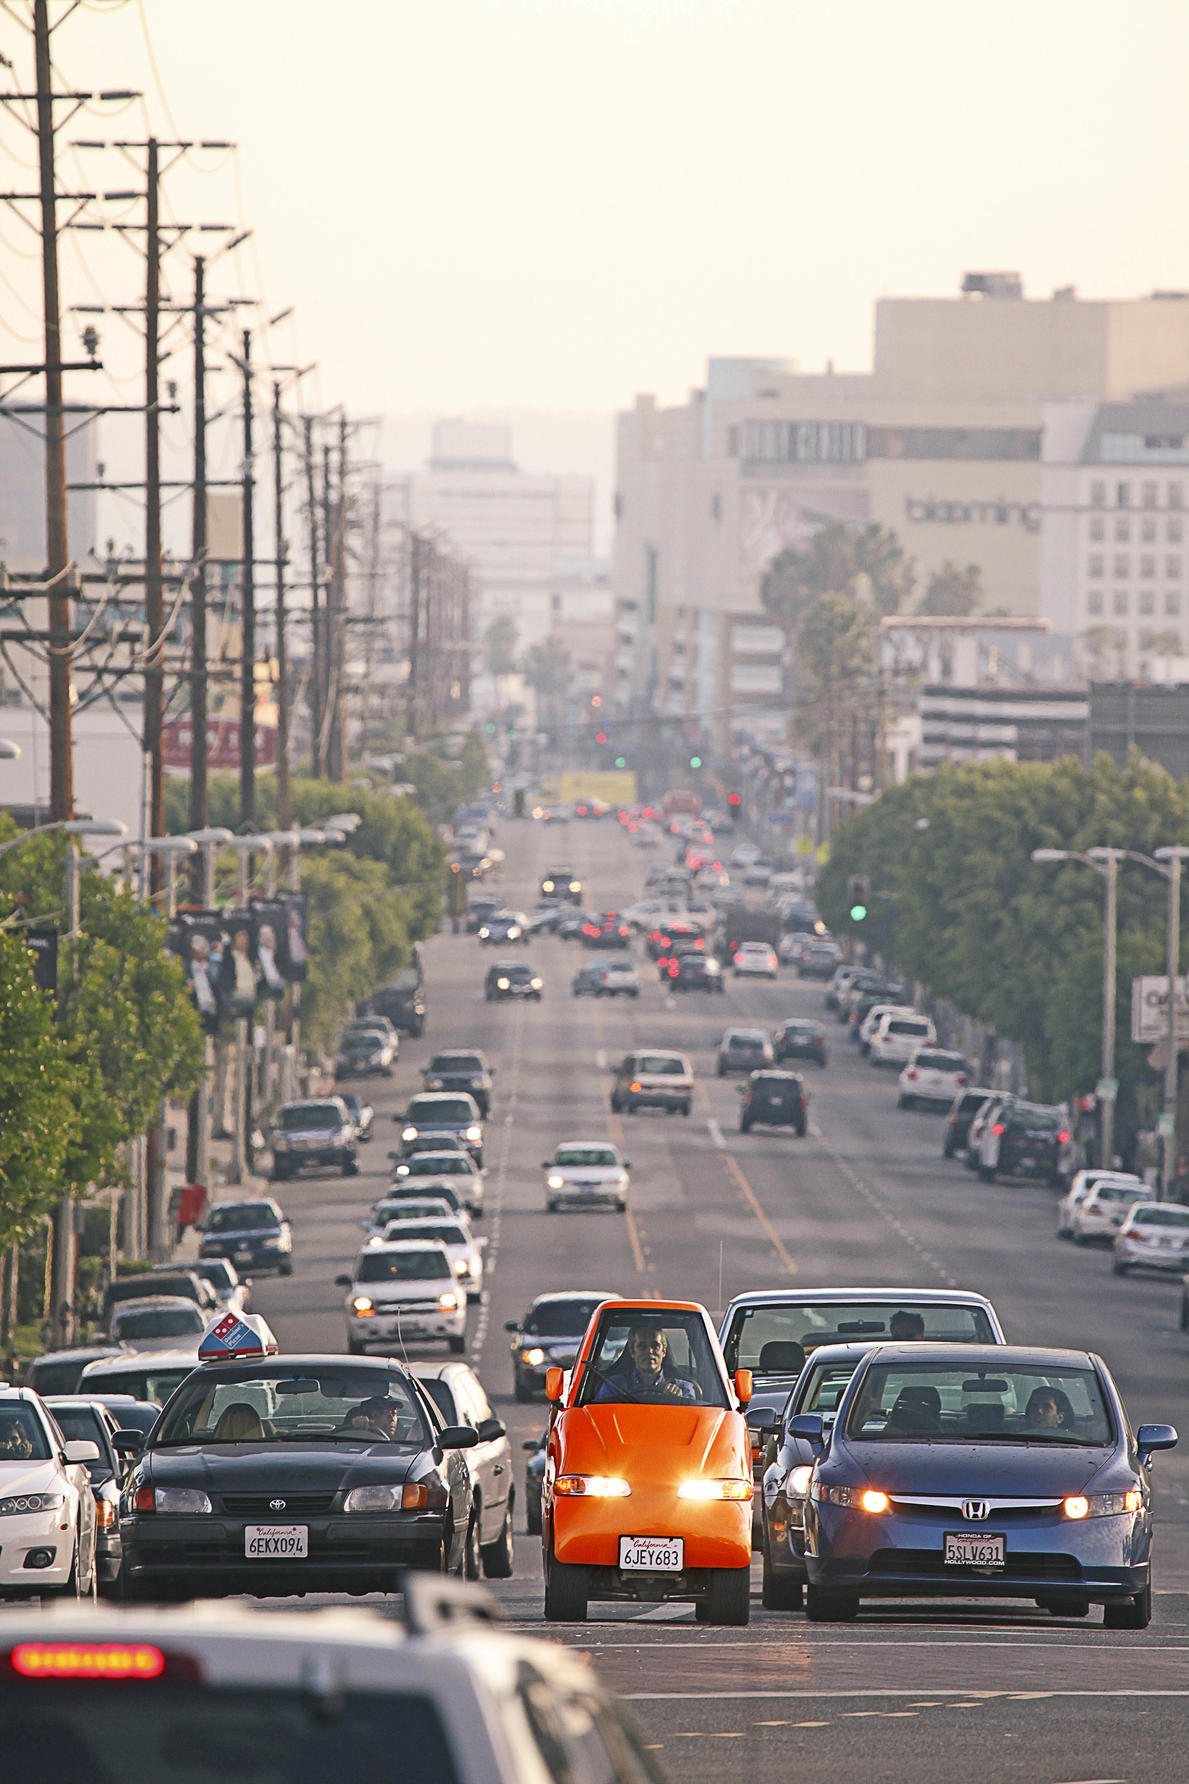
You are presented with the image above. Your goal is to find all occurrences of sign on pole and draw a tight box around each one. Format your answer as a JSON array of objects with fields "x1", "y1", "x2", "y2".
[{"x1": 1130, "y1": 975, "x2": 1189, "y2": 1045}]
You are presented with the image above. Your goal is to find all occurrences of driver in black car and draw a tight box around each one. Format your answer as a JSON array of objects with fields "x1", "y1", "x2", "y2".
[
  {"x1": 342, "y1": 1397, "x2": 402, "y2": 1440},
  {"x1": 594, "y1": 1321, "x2": 699, "y2": 1403}
]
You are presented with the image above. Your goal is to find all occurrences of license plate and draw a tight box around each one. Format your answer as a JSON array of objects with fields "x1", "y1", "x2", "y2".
[
  {"x1": 944, "y1": 1532, "x2": 1004, "y2": 1567},
  {"x1": 235, "y1": 1249, "x2": 254, "y2": 1262},
  {"x1": 619, "y1": 1535, "x2": 683, "y2": 1572},
  {"x1": 245, "y1": 1524, "x2": 308, "y2": 1559}
]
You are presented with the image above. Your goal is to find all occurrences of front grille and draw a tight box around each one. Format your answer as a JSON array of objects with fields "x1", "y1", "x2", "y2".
[
  {"x1": 868, "y1": 1548, "x2": 1081, "y2": 1582},
  {"x1": 221, "y1": 1492, "x2": 337, "y2": 1517},
  {"x1": 375, "y1": 1299, "x2": 447, "y2": 1314}
]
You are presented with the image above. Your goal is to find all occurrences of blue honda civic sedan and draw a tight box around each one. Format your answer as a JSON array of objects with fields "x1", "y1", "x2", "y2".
[{"x1": 798, "y1": 1343, "x2": 1176, "y2": 1628}]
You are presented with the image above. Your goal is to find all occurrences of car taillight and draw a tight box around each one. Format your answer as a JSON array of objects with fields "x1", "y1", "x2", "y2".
[
  {"x1": 133, "y1": 1485, "x2": 155, "y2": 1513},
  {"x1": 906, "y1": 1069, "x2": 918, "y2": 1080},
  {"x1": 956, "y1": 1074, "x2": 967, "y2": 1085},
  {"x1": 6, "y1": 1642, "x2": 197, "y2": 1681},
  {"x1": 992, "y1": 1123, "x2": 1005, "y2": 1136},
  {"x1": 668, "y1": 961, "x2": 679, "y2": 977}
]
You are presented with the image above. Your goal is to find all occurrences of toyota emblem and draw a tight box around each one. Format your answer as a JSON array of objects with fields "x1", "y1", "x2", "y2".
[
  {"x1": 962, "y1": 1499, "x2": 989, "y2": 1522},
  {"x1": 269, "y1": 1498, "x2": 286, "y2": 1511}
]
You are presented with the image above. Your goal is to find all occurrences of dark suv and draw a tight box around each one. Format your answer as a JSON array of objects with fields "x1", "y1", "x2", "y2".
[
  {"x1": 421, "y1": 1049, "x2": 493, "y2": 1116},
  {"x1": 738, "y1": 1070, "x2": 808, "y2": 1135},
  {"x1": 484, "y1": 961, "x2": 542, "y2": 1002},
  {"x1": 368, "y1": 968, "x2": 425, "y2": 1036},
  {"x1": 270, "y1": 1097, "x2": 358, "y2": 1179},
  {"x1": 773, "y1": 1019, "x2": 828, "y2": 1068},
  {"x1": 978, "y1": 1101, "x2": 1069, "y2": 1185}
]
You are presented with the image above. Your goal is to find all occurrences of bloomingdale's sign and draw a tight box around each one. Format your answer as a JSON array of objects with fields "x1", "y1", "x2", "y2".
[{"x1": 905, "y1": 495, "x2": 1040, "y2": 534}]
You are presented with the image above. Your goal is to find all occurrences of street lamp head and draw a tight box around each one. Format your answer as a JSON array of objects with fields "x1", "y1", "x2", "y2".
[
  {"x1": 64, "y1": 818, "x2": 127, "y2": 839},
  {"x1": 1155, "y1": 846, "x2": 1189, "y2": 861},
  {"x1": 323, "y1": 811, "x2": 362, "y2": 835},
  {"x1": 187, "y1": 827, "x2": 234, "y2": 846},
  {"x1": 296, "y1": 828, "x2": 328, "y2": 846},
  {"x1": 0, "y1": 739, "x2": 20, "y2": 760},
  {"x1": 226, "y1": 833, "x2": 274, "y2": 854},
  {"x1": 133, "y1": 836, "x2": 198, "y2": 856},
  {"x1": 1085, "y1": 846, "x2": 1126, "y2": 863},
  {"x1": 1030, "y1": 849, "x2": 1069, "y2": 863}
]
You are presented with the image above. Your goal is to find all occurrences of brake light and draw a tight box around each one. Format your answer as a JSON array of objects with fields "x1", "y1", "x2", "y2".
[
  {"x1": 992, "y1": 1123, "x2": 1005, "y2": 1136},
  {"x1": 668, "y1": 961, "x2": 679, "y2": 978},
  {"x1": 10, "y1": 1642, "x2": 168, "y2": 1680},
  {"x1": 906, "y1": 1069, "x2": 918, "y2": 1080},
  {"x1": 957, "y1": 1074, "x2": 967, "y2": 1085},
  {"x1": 133, "y1": 1485, "x2": 155, "y2": 1513}
]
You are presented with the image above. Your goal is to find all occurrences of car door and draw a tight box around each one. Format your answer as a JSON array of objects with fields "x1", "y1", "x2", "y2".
[{"x1": 457, "y1": 1373, "x2": 510, "y2": 1544}]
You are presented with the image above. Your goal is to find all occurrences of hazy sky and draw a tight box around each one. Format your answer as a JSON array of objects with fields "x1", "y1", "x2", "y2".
[{"x1": 4, "y1": 0, "x2": 1184, "y2": 429}]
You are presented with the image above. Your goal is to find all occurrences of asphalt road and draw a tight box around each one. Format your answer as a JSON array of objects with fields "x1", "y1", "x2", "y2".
[{"x1": 245, "y1": 815, "x2": 1189, "y2": 1784}]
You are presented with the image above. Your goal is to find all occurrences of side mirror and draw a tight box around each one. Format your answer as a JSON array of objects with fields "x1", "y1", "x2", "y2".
[
  {"x1": 477, "y1": 1416, "x2": 506, "y2": 1443},
  {"x1": 734, "y1": 1369, "x2": 753, "y2": 1406},
  {"x1": 523, "y1": 1437, "x2": 542, "y2": 1452},
  {"x1": 504, "y1": 1319, "x2": 520, "y2": 1333},
  {"x1": 624, "y1": 1161, "x2": 633, "y2": 1171},
  {"x1": 436, "y1": 1424, "x2": 479, "y2": 1450},
  {"x1": 113, "y1": 1429, "x2": 145, "y2": 1458},
  {"x1": 1137, "y1": 1422, "x2": 1178, "y2": 1463},
  {"x1": 334, "y1": 1274, "x2": 352, "y2": 1288},
  {"x1": 540, "y1": 1161, "x2": 552, "y2": 1169},
  {"x1": 63, "y1": 1439, "x2": 101, "y2": 1466},
  {"x1": 545, "y1": 1367, "x2": 565, "y2": 1403},
  {"x1": 788, "y1": 1412, "x2": 825, "y2": 1454}
]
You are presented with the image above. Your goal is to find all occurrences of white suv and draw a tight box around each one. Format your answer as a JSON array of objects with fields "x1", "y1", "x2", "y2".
[
  {"x1": 868, "y1": 1011, "x2": 936, "y2": 1068},
  {"x1": 0, "y1": 1385, "x2": 100, "y2": 1598},
  {"x1": 337, "y1": 1240, "x2": 466, "y2": 1354}
]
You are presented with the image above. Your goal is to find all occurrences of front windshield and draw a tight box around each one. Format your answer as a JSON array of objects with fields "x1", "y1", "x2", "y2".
[
  {"x1": 114, "y1": 1306, "x2": 205, "y2": 1340},
  {"x1": 554, "y1": 1147, "x2": 619, "y2": 1168},
  {"x1": 846, "y1": 1362, "x2": 1114, "y2": 1445},
  {"x1": 407, "y1": 1098, "x2": 473, "y2": 1123},
  {"x1": 431, "y1": 1055, "x2": 482, "y2": 1073},
  {"x1": 277, "y1": 1104, "x2": 342, "y2": 1131},
  {"x1": 525, "y1": 1299, "x2": 604, "y2": 1338},
  {"x1": 0, "y1": 1405, "x2": 50, "y2": 1462},
  {"x1": 396, "y1": 1155, "x2": 473, "y2": 1177},
  {"x1": 722, "y1": 1300, "x2": 997, "y2": 1371},
  {"x1": 154, "y1": 1367, "x2": 429, "y2": 1445},
  {"x1": 356, "y1": 1249, "x2": 450, "y2": 1283},
  {"x1": 575, "y1": 1310, "x2": 728, "y2": 1408},
  {"x1": 205, "y1": 1203, "x2": 278, "y2": 1233}
]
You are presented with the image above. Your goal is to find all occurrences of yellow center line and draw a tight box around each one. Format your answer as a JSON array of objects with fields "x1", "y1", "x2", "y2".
[{"x1": 721, "y1": 1151, "x2": 797, "y2": 1277}]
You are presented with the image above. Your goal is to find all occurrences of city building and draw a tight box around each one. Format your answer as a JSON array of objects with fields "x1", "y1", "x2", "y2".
[
  {"x1": 383, "y1": 420, "x2": 595, "y2": 661},
  {"x1": 1040, "y1": 397, "x2": 1189, "y2": 681},
  {"x1": 918, "y1": 684, "x2": 1089, "y2": 771},
  {"x1": 613, "y1": 278, "x2": 1189, "y2": 739},
  {"x1": 1088, "y1": 681, "x2": 1189, "y2": 780}
]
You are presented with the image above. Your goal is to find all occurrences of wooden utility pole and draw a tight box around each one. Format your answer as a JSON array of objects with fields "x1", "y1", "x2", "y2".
[
  {"x1": 33, "y1": 0, "x2": 73, "y2": 824},
  {"x1": 143, "y1": 137, "x2": 165, "y2": 895},
  {"x1": 188, "y1": 255, "x2": 209, "y2": 865},
  {"x1": 327, "y1": 417, "x2": 348, "y2": 781},
  {"x1": 407, "y1": 530, "x2": 422, "y2": 741},
  {"x1": 273, "y1": 381, "x2": 290, "y2": 827},
  {"x1": 304, "y1": 417, "x2": 323, "y2": 776},
  {"x1": 239, "y1": 327, "x2": 256, "y2": 824}
]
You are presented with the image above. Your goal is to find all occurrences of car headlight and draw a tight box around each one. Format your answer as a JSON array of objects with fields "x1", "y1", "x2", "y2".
[
  {"x1": 340, "y1": 1127, "x2": 354, "y2": 1143},
  {"x1": 425, "y1": 1077, "x2": 443, "y2": 1089},
  {"x1": 569, "y1": 881, "x2": 581, "y2": 893},
  {"x1": 508, "y1": 926, "x2": 521, "y2": 940},
  {"x1": 0, "y1": 1492, "x2": 64, "y2": 1516},
  {"x1": 352, "y1": 1296, "x2": 374, "y2": 1314},
  {"x1": 344, "y1": 1483, "x2": 428, "y2": 1513},
  {"x1": 496, "y1": 977, "x2": 510, "y2": 990},
  {"x1": 1064, "y1": 1489, "x2": 1142, "y2": 1518},
  {"x1": 478, "y1": 927, "x2": 491, "y2": 939},
  {"x1": 438, "y1": 1292, "x2": 459, "y2": 1311},
  {"x1": 547, "y1": 1174, "x2": 566, "y2": 1189},
  {"x1": 531, "y1": 978, "x2": 543, "y2": 990},
  {"x1": 811, "y1": 1482, "x2": 889, "y2": 1511},
  {"x1": 152, "y1": 1487, "x2": 212, "y2": 1515},
  {"x1": 261, "y1": 1236, "x2": 283, "y2": 1248},
  {"x1": 677, "y1": 1479, "x2": 752, "y2": 1501},
  {"x1": 464, "y1": 1125, "x2": 482, "y2": 1142},
  {"x1": 787, "y1": 1464, "x2": 814, "y2": 1498},
  {"x1": 454, "y1": 1259, "x2": 469, "y2": 1276},
  {"x1": 402, "y1": 1125, "x2": 419, "y2": 1140},
  {"x1": 524, "y1": 1347, "x2": 546, "y2": 1366},
  {"x1": 555, "y1": 1476, "x2": 630, "y2": 1497}
]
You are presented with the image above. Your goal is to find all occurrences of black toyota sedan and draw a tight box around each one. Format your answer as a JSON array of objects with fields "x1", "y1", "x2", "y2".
[{"x1": 119, "y1": 1355, "x2": 478, "y2": 1601}]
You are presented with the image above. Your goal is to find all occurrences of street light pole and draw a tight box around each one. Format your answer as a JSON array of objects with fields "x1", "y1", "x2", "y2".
[{"x1": 1155, "y1": 847, "x2": 1189, "y2": 1197}]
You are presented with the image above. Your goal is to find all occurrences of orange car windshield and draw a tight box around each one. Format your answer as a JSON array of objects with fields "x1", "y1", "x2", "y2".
[{"x1": 575, "y1": 1312, "x2": 728, "y2": 1408}]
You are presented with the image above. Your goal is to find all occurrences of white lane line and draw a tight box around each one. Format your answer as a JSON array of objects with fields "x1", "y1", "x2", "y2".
[
  {"x1": 814, "y1": 1125, "x2": 957, "y2": 1288},
  {"x1": 707, "y1": 1117, "x2": 725, "y2": 1150},
  {"x1": 595, "y1": 1047, "x2": 607, "y2": 1070}
]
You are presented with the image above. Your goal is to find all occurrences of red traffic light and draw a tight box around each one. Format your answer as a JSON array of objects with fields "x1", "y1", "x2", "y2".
[
  {"x1": 728, "y1": 792, "x2": 741, "y2": 806},
  {"x1": 595, "y1": 731, "x2": 607, "y2": 745}
]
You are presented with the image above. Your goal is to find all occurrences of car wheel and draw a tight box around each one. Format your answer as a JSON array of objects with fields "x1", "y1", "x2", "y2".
[
  {"x1": 341, "y1": 1159, "x2": 359, "y2": 1177},
  {"x1": 977, "y1": 1166, "x2": 994, "y2": 1182},
  {"x1": 898, "y1": 1096, "x2": 912, "y2": 1110},
  {"x1": 58, "y1": 1538, "x2": 83, "y2": 1599},
  {"x1": 448, "y1": 1334, "x2": 466, "y2": 1354},
  {"x1": 610, "y1": 1094, "x2": 623, "y2": 1114},
  {"x1": 480, "y1": 1499, "x2": 515, "y2": 1579},
  {"x1": 348, "y1": 1336, "x2": 366, "y2": 1354},
  {"x1": 681, "y1": 1102, "x2": 691, "y2": 1117},
  {"x1": 280, "y1": 1259, "x2": 294, "y2": 1277},
  {"x1": 463, "y1": 1512, "x2": 481, "y2": 1581},
  {"x1": 739, "y1": 1119, "x2": 751, "y2": 1134},
  {"x1": 794, "y1": 1123, "x2": 806, "y2": 1137},
  {"x1": 1112, "y1": 1260, "x2": 1128, "y2": 1276},
  {"x1": 526, "y1": 1495, "x2": 542, "y2": 1537},
  {"x1": 1072, "y1": 1230, "x2": 1087, "y2": 1246},
  {"x1": 761, "y1": 1544, "x2": 803, "y2": 1611},
  {"x1": 704, "y1": 1566, "x2": 750, "y2": 1625},
  {"x1": 1103, "y1": 1584, "x2": 1152, "y2": 1629},
  {"x1": 1180, "y1": 1295, "x2": 1189, "y2": 1333},
  {"x1": 543, "y1": 1536, "x2": 588, "y2": 1621},
  {"x1": 271, "y1": 1165, "x2": 290, "y2": 1182},
  {"x1": 514, "y1": 1374, "x2": 534, "y2": 1402},
  {"x1": 546, "y1": 1201, "x2": 558, "y2": 1213},
  {"x1": 616, "y1": 1200, "x2": 627, "y2": 1213},
  {"x1": 804, "y1": 1585, "x2": 859, "y2": 1622}
]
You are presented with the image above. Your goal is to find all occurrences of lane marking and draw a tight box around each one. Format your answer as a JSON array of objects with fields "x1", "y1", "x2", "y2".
[
  {"x1": 721, "y1": 1151, "x2": 797, "y2": 1277},
  {"x1": 707, "y1": 1118, "x2": 725, "y2": 1150},
  {"x1": 596, "y1": 1047, "x2": 607, "y2": 1070},
  {"x1": 813, "y1": 1124, "x2": 956, "y2": 1287}
]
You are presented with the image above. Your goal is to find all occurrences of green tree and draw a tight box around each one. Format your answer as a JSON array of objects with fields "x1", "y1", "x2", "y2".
[
  {"x1": 458, "y1": 727, "x2": 489, "y2": 801},
  {"x1": 761, "y1": 520, "x2": 916, "y2": 632},
  {"x1": 483, "y1": 615, "x2": 519, "y2": 681},
  {"x1": 0, "y1": 933, "x2": 77, "y2": 1253},
  {"x1": 918, "y1": 561, "x2": 984, "y2": 617}
]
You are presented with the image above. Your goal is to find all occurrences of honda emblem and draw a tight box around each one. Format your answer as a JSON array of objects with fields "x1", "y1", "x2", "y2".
[{"x1": 962, "y1": 1499, "x2": 989, "y2": 1522}]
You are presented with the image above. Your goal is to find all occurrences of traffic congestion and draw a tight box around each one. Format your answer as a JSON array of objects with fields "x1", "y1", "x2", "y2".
[{"x1": 5, "y1": 796, "x2": 1189, "y2": 1783}]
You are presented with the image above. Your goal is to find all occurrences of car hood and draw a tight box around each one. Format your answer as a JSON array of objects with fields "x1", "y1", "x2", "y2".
[
  {"x1": 143, "y1": 1443, "x2": 423, "y2": 1493},
  {"x1": 0, "y1": 1459, "x2": 61, "y2": 1495},
  {"x1": 557, "y1": 1404, "x2": 746, "y2": 1481},
  {"x1": 833, "y1": 1437, "x2": 1117, "y2": 1495}
]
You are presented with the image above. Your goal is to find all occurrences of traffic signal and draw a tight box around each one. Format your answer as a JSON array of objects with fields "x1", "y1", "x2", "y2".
[
  {"x1": 846, "y1": 874, "x2": 870, "y2": 922},
  {"x1": 614, "y1": 756, "x2": 626, "y2": 768},
  {"x1": 595, "y1": 731, "x2": 607, "y2": 745},
  {"x1": 689, "y1": 755, "x2": 702, "y2": 769},
  {"x1": 728, "y1": 791, "x2": 741, "y2": 807}
]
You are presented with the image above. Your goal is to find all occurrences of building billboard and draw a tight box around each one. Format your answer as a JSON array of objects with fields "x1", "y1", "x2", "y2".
[{"x1": 1130, "y1": 975, "x2": 1189, "y2": 1045}]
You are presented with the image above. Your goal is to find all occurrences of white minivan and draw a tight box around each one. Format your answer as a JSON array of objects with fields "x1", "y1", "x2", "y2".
[{"x1": 868, "y1": 1010, "x2": 936, "y2": 1068}]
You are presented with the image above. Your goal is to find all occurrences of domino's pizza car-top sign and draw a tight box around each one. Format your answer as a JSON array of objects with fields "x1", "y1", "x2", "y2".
[{"x1": 199, "y1": 1310, "x2": 278, "y2": 1362}]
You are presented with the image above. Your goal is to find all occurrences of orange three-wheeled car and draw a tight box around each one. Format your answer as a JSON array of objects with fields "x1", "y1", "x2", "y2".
[{"x1": 542, "y1": 1298, "x2": 754, "y2": 1623}]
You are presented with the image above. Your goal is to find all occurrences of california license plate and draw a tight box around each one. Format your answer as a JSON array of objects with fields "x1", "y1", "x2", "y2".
[
  {"x1": 245, "y1": 1524, "x2": 308, "y2": 1559},
  {"x1": 619, "y1": 1535, "x2": 683, "y2": 1572},
  {"x1": 944, "y1": 1532, "x2": 1004, "y2": 1567}
]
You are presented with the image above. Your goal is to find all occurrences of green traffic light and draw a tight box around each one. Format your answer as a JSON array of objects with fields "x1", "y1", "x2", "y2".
[
  {"x1": 689, "y1": 755, "x2": 702, "y2": 769},
  {"x1": 849, "y1": 903, "x2": 868, "y2": 922},
  {"x1": 614, "y1": 756, "x2": 626, "y2": 768}
]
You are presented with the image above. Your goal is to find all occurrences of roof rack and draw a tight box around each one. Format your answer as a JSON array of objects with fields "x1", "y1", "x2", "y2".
[{"x1": 400, "y1": 1574, "x2": 503, "y2": 1635}]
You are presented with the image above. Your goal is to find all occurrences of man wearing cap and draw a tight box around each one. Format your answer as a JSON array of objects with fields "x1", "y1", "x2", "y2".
[{"x1": 595, "y1": 1321, "x2": 699, "y2": 1403}]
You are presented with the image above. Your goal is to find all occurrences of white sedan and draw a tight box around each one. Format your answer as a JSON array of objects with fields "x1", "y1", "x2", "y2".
[
  {"x1": 380, "y1": 1217, "x2": 485, "y2": 1302},
  {"x1": 598, "y1": 959, "x2": 640, "y2": 997},
  {"x1": 733, "y1": 941, "x2": 779, "y2": 978},
  {"x1": 542, "y1": 1141, "x2": 631, "y2": 1212},
  {"x1": 1057, "y1": 1169, "x2": 1147, "y2": 1238},
  {"x1": 898, "y1": 1048, "x2": 970, "y2": 1109},
  {"x1": 1067, "y1": 1177, "x2": 1154, "y2": 1244},
  {"x1": 0, "y1": 1388, "x2": 99, "y2": 1598}
]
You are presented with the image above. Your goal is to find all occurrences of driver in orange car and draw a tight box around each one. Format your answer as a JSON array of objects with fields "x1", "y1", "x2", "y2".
[{"x1": 594, "y1": 1319, "x2": 700, "y2": 1404}]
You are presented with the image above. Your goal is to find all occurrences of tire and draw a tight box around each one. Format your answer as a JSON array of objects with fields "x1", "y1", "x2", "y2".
[
  {"x1": 271, "y1": 1165, "x2": 291, "y2": 1183},
  {"x1": 480, "y1": 1500, "x2": 515, "y2": 1579},
  {"x1": 740, "y1": 1119, "x2": 751, "y2": 1134},
  {"x1": 1112, "y1": 1260, "x2": 1128, "y2": 1276},
  {"x1": 717, "y1": 1064, "x2": 726, "y2": 1078},
  {"x1": 804, "y1": 1584, "x2": 860, "y2": 1621},
  {"x1": 794, "y1": 1123, "x2": 806, "y2": 1137},
  {"x1": 546, "y1": 1201, "x2": 558, "y2": 1213},
  {"x1": 280, "y1": 1259, "x2": 294, "y2": 1277},
  {"x1": 704, "y1": 1566, "x2": 750, "y2": 1626},
  {"x1": 977, "y1": 1166, "x2": 994, "y2": 1183},
  {"x1": 348, "y1": 1336, "x2": 366, "y2": 1354},
  {"x1": 448, "y1": 1334, "x2": 466, "y2": 1354},
  {"x1": 610, "y1": 1094, "x2": 623, "y2": 1114},
  {"x1": 1103, "y1": 1584, "x2": 1151, "y2": 1629},
  {"x1": 341, "y1": 1158, "x2": 359, "y2": 1178},
  {"x1": 898, "y1": 1096, "x2": 912, "y2": 1110},
  {"x1": 526, "y1": 1495, "x2": 542, "y2": 1537},
  {"x1": 463, "y1": 1513, "x2": 481, "y2": 1582},
  {"x1": 681, "y1": 1102, "x2": 691, "y2": 1117},
  {"x1": 761, "y1": 1546, "x2": 804, "y2": 1611},
  {"x1": 544, "y1": 1537, "x2": 588, "y2": 1621},
  {"x1": 514, "y1": 1375, "x2": 533, "y2": 1403},
  {"x1": 58, "y1": 1538, "x2": 83, "y2": 1600},
  {"x1": 1180, "y1": 1296, "x2": 1189, "y2": 1334}
]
